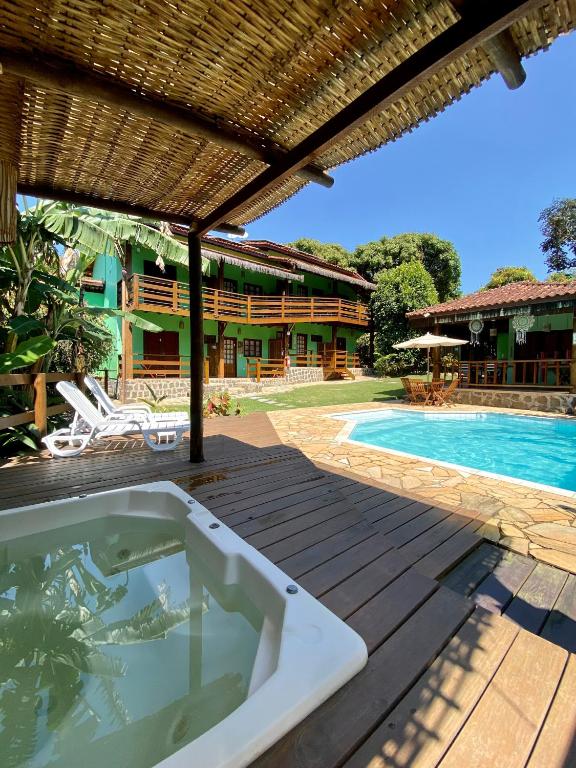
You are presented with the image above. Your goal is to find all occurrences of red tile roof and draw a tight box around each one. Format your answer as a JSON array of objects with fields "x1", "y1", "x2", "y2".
[{"x1": 408, "y1": 281, "x2": 576, "y2": 319}]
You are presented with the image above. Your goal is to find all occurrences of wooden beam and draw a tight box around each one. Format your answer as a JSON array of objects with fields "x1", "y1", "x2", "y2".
[
  {"x1": 451, "y1": 0, "x2": 526, "y2": 89},
  {"x1": 482, "y1": 30, "x2": 526, "y2": 90},
  {"x1": 188, "y1": 230, "x2": 204, "y2": 463},
  {"x1": 16, "y1": 182, "x2": 244, "y2": 236},
  {"x1": 196, "y1": 0, "x2": 545, "y2": 234},
  {"x1": 1, "y1": 49, "x2": 333, "y2": 189}
]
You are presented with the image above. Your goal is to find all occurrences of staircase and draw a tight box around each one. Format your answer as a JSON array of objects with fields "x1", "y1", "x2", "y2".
[{"x1": 322, "y1": 350, "x2": 356, "y2": 380}]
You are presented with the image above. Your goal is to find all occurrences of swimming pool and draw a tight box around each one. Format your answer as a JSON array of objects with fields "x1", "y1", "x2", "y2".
[{"x1": 337, "y1": 409, "x2": 576, "y2": 493}]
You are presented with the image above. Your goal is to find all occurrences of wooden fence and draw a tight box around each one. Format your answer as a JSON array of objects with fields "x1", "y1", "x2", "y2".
[{"x1": 0, "y1": 372, "x2": 86, "y2": 437}]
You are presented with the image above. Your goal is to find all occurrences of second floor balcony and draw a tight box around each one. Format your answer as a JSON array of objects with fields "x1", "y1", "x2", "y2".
[{"x1": 126, "y1": 273, "x2": 369, "y2": 327}]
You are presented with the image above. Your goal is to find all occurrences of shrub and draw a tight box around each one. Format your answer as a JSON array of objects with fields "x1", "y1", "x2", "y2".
[
  {"x1": 203, "y1": 391, "x2": 241, "y2": 418},
  {"x1": 354, "y1": 333, "x2": 372, "y2": 367},
  {"x1": 374, "y1": 350, "x2": 426, "y2": 378}
]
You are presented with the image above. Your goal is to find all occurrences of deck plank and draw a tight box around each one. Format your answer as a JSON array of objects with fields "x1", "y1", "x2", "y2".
[
  {"x1": 527, "y1": 654, "x2": 576, "y2": 768},
  {"x1": 540, "y1": 573, "x2": 576, "y2": 652},
  {"x1": 438, "y1": 632, "x2": 567, "y2": 768},
  {"x1": 470, "y1": 551, "x2": 537, "y2": 615},
  {"x1": 344, "y1": 608, "x2": 519, "y2": 768},
  {"x1": 251, "y1": 588, "x2": 472, "y2": 768},
  {"x1": 441, "y1": 542, "x2": 506, "y2": 596},
  {"x1": 505, "y1": 562, "x2": 568, "y2": 635}
]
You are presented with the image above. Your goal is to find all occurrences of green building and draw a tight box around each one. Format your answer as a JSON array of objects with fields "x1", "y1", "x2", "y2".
[
  {"x1": 83, "y1": 233, "x2": 373, "y2": 398},
  {"x1": 407, "y1": 281, "x2": 576, "y2": 390}
]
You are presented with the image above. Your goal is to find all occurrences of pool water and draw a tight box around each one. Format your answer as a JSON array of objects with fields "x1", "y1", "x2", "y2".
[
  {"x1": 348, "y1": 410, "x2": 576, "y2": 492},
  {"x1": 0, "y1": 516, "x2": 263, "y2": 768}
]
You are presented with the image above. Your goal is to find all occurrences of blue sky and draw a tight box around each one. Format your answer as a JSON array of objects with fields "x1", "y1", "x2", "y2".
[{"x1": 244, "y1": 33, "x2": 576, "y2": 294}]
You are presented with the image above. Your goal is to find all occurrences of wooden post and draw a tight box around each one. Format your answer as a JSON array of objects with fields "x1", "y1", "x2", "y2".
[
  {"x1": 120, "y1": 243, "x2": 133, "y2": 403},
  {"x1": 33, "y1": 373, "x2": 47, "y2": 437},
  {"x1": 570, "y1": 313, "x2": 576, "y2": 392},
  {"x1": 217, "y1": 321, "x2": 226, "y2": 379},
  {"x1": 256, "y1": 358, "x2": 261, "y2": 383},
  {"x1": 432, "y1": 323, "x2": 441, "y2": 380},
  {"x1": 188, "y1": 230, "x2": 204, "y2": 463},
  {"x1": 203, "y1": 359, "x2": 209, "y2": 385},
  {"x1": 0, "y1": 160, "x2": 18, "y2": 244}
]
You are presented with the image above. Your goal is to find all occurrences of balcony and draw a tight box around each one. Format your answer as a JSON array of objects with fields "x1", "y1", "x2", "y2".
[
  {"x1": 126, "y1": 274, "x2": 369, "y2": 326},
  {"x1": 449, "y1": 359, "x2": 572, "y2": 389}
]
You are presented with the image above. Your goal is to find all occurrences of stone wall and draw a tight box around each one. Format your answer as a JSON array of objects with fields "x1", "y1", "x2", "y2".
[
  {"x1": 452, "y1": 388, "x2": 574, "y2": 414},
  {"x1": 286, "y1": 367, "x2": 324, "y2": 384},
  {"x1": 123, "y1": 376, "x2": 290, "y2": 401}
]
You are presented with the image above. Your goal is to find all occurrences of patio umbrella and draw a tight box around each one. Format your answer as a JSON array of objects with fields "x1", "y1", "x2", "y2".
[{"x1": 393, "y1": 332, "x2": 468, "y2": 381}]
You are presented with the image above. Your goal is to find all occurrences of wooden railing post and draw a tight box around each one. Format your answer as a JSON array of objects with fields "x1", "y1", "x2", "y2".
[
  {"x1": 204, "y1": 358, "x2": 209, "y2": 385},
  {"x1": 33, "y1": 373, "x2": 47, "y2": 437},
  {"x1": 256, "y1": 358, "x2": 261, "y2": 383},
  {"x1": 132, "y1": 274, "x2": 139, "y2": 308},
  {"x1": 172, "y1": 279, "x2": 178, "y2": 312},
  {"x1": 214, "y1": 289, "x2": 219, "y2": 319}
]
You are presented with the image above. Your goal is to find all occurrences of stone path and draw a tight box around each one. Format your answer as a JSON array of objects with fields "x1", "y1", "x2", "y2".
[{"x1": 268, "y1": 401, "x2": 576, "y2": 573}]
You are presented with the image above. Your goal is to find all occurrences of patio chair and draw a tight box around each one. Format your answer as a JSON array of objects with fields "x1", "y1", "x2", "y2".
[
  {"x1": 434, "y1": 377, "x2": 459, "y2": 406},
  {"x1": 408, "y1": 380, "x2": 434, "y2": 405},
  {"x1": 42, "y1": 382, "x2": 189, "y2": 458},
  {"x1": 84, "y1": 375, "x2": 187, "y2": 421},
  {"x1": 400, "y1": 377, "x2": 416, "y2": 403}
]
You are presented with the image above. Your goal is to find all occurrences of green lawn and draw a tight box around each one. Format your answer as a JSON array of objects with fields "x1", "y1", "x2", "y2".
[{"x1": 158, "y1": 378, "x2": 405, "y2": 415}]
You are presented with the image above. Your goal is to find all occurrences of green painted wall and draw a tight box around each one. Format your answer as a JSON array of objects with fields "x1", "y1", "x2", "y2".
[{"x1": 84, "y1": 246, "x2": 366, "y2": 378}]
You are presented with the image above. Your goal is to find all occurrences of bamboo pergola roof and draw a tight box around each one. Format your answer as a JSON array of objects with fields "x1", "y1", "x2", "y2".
[{"x1": 0, "y1": 0, "x2": 574, "y2": 239}]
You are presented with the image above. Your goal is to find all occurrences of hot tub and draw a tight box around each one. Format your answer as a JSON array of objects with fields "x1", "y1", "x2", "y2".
[{"x1": 0, "y1": 481, "x2": 367, "y2": 768}]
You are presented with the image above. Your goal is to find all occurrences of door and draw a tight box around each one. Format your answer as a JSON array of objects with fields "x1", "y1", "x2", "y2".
[
  {"x1": 205, "y1": 335, "x2": 219, "y2": 377},
  {"x1": 143, "y1": 330, "x2": 180, "y2": 377},
  {"x1": 269, "y1": 339, "x2": 283, "y2": 361},
  {"x1": 224, "y1": 337, "x2": 237, "y2": 377}
]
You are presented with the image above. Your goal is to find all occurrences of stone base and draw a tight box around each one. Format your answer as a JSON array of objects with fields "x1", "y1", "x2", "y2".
[
  {"x1": 452, "y1": 388, "x2": 574, "y2": 414},
  {"x1": 286, "y1": 367, "x2": 324, "y2": 384}
]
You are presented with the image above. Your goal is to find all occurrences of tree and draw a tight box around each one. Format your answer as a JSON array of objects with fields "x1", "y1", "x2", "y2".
[
  {"x1": 483, "y1": 266, "x2": 537, "y2": 290},
  {"x1": 539, "y1": 199, "x2": 576, "y2": 273},
  {"x1": 0, "y1": 200, "x2": 190, "y2": 366},
  {"x1": 286, "y1": 238, "x2": 351, "y2": 267},
  {"x1": 348, "y1": 239, "x2": 390, "y2": 283},
  {"x1": 371, "y1": 261, "x2": 438, "y2": 356},
  {"x1": 546, "y1": 271, "x2": 576, "y2": 283},
  {"x1": 350, "y1": 233, "x2": 461, "y2": 300}
]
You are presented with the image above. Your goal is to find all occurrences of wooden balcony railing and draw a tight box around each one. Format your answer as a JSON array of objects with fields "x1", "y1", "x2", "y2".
[
  {"x1": 126, "y1": 273, "x2": 369, "y2": 326},
  {"x1": 245, "y1": 358, "x2": 286, "y2": 381},
  {"x1": 452, "y1": 359, "x2": 572, "y2": 389},
  {"x1": 126, "y1": 351, "x2": 360, "y2": 383}
]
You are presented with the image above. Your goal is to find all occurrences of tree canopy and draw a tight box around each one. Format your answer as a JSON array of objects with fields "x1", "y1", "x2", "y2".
[
  {"x1": 286, "y1": 238, "x2": 351, "y2": 267},
  {"x1": 483, "y1": 266, "x2": 537, "y2": 290},
  {"x1": 539, "y1": 199, "x2": 576, "y2": 273},
  {"x1": 546, "y1": 271, "x2": 576, "y2": 283},
  {"x1": 371, "y1": 261, "x2": 438, "y2": 356}
]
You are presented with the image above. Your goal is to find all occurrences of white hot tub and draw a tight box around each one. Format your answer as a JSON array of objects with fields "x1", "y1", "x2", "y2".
[{"x1": 0, "y1": 481, "x2": 367, "y2": 768}]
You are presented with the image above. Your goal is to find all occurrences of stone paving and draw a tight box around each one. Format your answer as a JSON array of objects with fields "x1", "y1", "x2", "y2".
[{"x1": 268, "y1": 401, "x2": 576, "y2": 574}]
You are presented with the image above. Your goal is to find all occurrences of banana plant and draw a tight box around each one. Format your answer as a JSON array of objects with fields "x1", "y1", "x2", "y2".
[{"x1": 1, "y1": 199, "x2": 205, "y2": 356}]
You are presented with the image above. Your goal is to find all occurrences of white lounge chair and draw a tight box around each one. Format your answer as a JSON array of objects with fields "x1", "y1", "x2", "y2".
[
  {"x1": 43, "y1": 381, "x2": 189, "y2": 458},
  {"x1": 84, "y1": 375, "x2": 187, "y2": 422}
]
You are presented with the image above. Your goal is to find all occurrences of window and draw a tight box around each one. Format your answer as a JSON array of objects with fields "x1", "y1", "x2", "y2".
[
  {"x1": 244, "y1": 283, "x2": 263, "y2": 295},
  {"x1": 311, "y1": 334, "x2": 323, "y2": 343},
  {"x1": 336, "y1": 337, "x2": 347, "y2": 351},
  {"x1": 223, "y1": 278, "x2": 238, "y2": 293},
  {"x1": 296, "y1": 334, "x2": 307, "y2": 355},
  {"x1": 295, "y1": 285, "x2": 309, "y2": 296},
  {"x1": 244, "y1": 338, "x2": 262, "y2": 357},
  {"x1": 312, "y1": 288, "x2": 324, "y2": 297},
  {"x1": 204, "y1": 334, "x2": 216, "y2": 346}
]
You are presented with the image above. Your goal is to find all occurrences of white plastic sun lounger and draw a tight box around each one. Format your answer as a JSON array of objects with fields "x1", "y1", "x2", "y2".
[
  {"x1": 42, "y1": 381, "x2": 189, "y2": 457},
  {"x1": 84, "y1": 375, "x2": 187, "y2": 422}
]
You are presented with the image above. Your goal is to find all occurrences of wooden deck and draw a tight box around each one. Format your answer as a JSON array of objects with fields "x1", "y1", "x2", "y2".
[{"x1": 1, "y1": 413, "x2": 575, "y2": 768}]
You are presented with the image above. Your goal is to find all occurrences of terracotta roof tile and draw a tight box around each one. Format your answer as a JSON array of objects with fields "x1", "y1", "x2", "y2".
[{"x1": 408, "y1": 281, "x2": 576, "y2": 319}]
